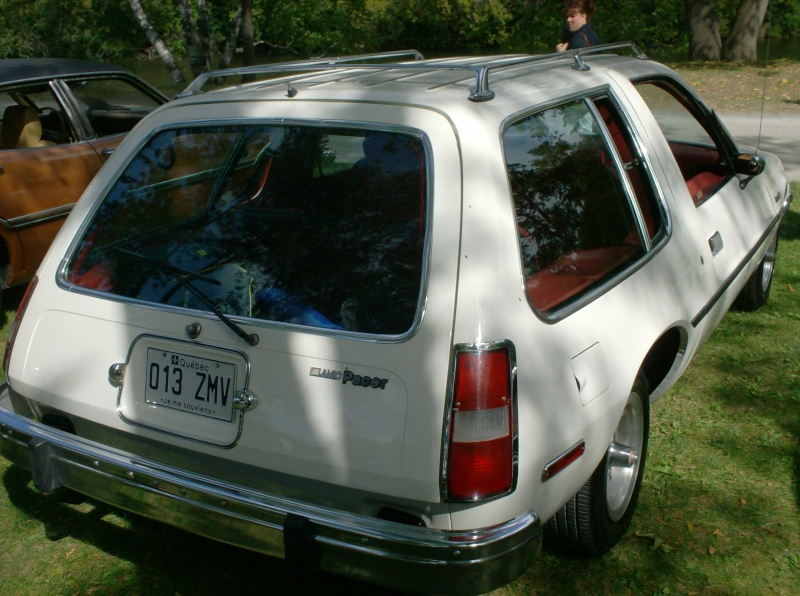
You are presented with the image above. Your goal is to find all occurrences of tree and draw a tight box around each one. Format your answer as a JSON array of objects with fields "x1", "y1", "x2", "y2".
[
  {"x1": 128, "y1": 0, "x2": 187, "y2": 83},
  {"x1": 686, "y1": 0, "x2": 722, "y2": 60},
  {"x1": 685, "y1": 0, "x2": 770, "y2": 62},
  {"x1": 218, "y1": 7, "x2": 243, "y2": 70},
  {"x1": 130, "y1": 0, "x2": 251, "y2": 83},
  {"x1": 179, "y1": 0, "x2": 208, "y2": 79},
  {"x1": 723, "y1": 0, "x2": 769, "y2": 61},
  {"x1": 241, "y1": 0, "x2": 255, "y2": 68}
]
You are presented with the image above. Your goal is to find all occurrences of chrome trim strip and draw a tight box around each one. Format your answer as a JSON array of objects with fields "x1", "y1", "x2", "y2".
[
  {"x1": 57, "y1": 120, "x2": 434, "y2": 345},
  {"x1": 779, "y1": 188, "x2": 794, "y2": 217},
  {"x1": 691, "y1": 212, "x2": 783, "y2": 328},
  {"x1": 1, "y1": 204, "x2": 74, "y2": 231},
  {"x1": 0, "y1": 383, "x2": 541, "y2": 594}
]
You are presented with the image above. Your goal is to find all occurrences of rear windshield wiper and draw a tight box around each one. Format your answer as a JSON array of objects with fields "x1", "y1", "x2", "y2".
[
  {"x1": 115, "y1": 248, "x2": 259, "y2": 346},
  {"x1": 115, "y1": 248, "x2": 222, "y2": 286}
]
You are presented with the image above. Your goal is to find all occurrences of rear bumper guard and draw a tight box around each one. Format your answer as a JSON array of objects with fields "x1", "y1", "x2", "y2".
[{"x1": 0, "y1": 383, "x2": 541, "y2": 595}]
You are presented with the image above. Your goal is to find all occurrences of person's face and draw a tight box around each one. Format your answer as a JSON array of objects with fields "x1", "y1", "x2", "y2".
[{"x1": 566, "y1": 10, "x2": 587, "y2": 31}]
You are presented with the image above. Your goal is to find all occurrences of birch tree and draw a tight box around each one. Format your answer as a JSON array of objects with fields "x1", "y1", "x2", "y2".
[{"x1": 127, "y1": 0, "x2": 186, "y2": 83}]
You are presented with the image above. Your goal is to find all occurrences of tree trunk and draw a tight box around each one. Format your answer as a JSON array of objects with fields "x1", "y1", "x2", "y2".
[
  {"x1": 197, "y1": 0, "x2": 212, "y2": 72},
  {"x1": 722, "y1": 0, "x2": 769, "y2": 62},
  {"x1": 178, "y1": 0, "x2": 205, "y2": 79},
  {"x1": 241, "y1": 0, "x2": 255, "y2": 82},
  {"x1": 685, "y1": 0, "x2": 721, "y2": 61},
  {"x1": 127, "y1": 0, "x2": 186, "y2": 84},
  {"x1": 219, "y1": 7, "x2": 244, "y2": 70}
]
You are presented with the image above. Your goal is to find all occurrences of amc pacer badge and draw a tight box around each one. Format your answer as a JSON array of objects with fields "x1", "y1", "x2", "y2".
[{"x1": 310, "y1": 367, "x2": 389, "y2": 389}]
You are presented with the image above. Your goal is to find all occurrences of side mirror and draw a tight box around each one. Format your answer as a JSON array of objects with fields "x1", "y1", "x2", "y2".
[{"x1": 734, "y1": 153, "x2": 765, "y2": 189}]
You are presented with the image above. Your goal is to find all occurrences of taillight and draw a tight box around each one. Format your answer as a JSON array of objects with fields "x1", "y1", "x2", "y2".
[
  {"x1": 444, "y1": 343, "x2": 516, "y2": 501},
  {"x1": 4, "y1": 276, "x2": 38, "y2": 379}
]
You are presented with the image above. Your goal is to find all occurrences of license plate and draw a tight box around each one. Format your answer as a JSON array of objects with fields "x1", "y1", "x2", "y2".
[{"x1": 144, "y1": 348, "x2": 237, "y2": 422}]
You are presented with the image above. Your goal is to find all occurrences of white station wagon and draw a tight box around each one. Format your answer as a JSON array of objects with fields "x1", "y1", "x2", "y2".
[{"x1": 0, "y1": 45, "x2": 792, "y2": 594}]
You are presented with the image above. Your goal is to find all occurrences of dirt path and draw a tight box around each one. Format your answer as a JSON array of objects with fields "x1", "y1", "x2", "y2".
[
  {"x1": 720, "y1": 113, "x2": 800, "y2": 181},
  {"x1": 674, "y1": 60, "x2": 800, "y2": 115}
]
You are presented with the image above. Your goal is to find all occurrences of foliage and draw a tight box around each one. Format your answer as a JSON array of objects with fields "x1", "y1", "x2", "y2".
[
  {"x1": 0, "y1": 1, "x2": 799, "y2": 62},
  {"x1": 0, "y1": 0, "x2": 140, "y2": 61},
  {"x1": 258, "y1": 0, "x2": 373, "y2": 55}
]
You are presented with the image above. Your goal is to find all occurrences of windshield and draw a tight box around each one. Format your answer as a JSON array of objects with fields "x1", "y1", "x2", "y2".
[{"x1": 65, "y1": 124, "x2": 428, "y2": 336}]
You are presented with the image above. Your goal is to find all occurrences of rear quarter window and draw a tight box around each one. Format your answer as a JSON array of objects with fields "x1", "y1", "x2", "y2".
[{"x1": 503, "y1": 99, "x2": 647, "y2": 315}]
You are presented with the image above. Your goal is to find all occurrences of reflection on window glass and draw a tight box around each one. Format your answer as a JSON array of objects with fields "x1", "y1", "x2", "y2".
[
  {"x1": 504, "y1": 100, "x2": 645, "y2": 314},
  {"x1": 66, "y1": 125, "x2": 427, "y2": 336},
  {"x1": 592, "y1": 96, "x2": 664, "y2": 243},
  {"x1": 66, "y1": 78, "x2": 161, "y2": 137},
  {"x1": 635, "y1": 82, "x2": 729, "y2": 206}
]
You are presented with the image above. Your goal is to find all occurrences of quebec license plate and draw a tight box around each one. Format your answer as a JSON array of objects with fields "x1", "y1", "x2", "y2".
[{"x1": 144, "y1": 348, "x2": 237, "y2": 422}]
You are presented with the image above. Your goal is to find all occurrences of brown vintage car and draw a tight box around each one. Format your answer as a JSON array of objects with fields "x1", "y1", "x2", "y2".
[{"x1": 0, "y1": 58, "x2": 167, "y2": 305}]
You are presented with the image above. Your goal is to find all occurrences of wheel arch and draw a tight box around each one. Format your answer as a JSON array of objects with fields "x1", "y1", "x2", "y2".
[{"x1": 639, "y1": 325, "x2": 689, "y2": 401}]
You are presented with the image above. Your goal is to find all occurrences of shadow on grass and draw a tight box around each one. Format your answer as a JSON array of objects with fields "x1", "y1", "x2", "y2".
[
  {"x1": 669, "y1": 209, "x2": 800, "y2": 523},
  {"x1": 779, "y1": 203, "x2": 800, "y2": 241},
  {"x1": 1, "y1": 464, "x2": 407, "y2": 596}
]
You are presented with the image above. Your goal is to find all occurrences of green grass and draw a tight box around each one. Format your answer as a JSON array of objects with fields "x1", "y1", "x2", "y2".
[{"x1": 1, "y1": 191, "x2": 798, "y2": 595}]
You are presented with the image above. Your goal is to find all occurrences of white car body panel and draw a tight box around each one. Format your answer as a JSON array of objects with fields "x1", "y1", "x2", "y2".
[{"x1": 0, "y1": 48, "x2": 790, "y2": 594}]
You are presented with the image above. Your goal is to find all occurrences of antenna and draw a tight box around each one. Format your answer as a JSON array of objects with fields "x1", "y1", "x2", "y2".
[{"x1": 756, "y1": 0, "x2": 774, "y2": 153}]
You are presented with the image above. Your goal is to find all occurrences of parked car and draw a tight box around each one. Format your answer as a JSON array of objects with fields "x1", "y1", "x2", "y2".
[
  {"x1": 0, "y1": 58, "x2": 168, "y2": 306},
  {"x1": 0, "y1": 46, "x2": 791, "y2": 594}
]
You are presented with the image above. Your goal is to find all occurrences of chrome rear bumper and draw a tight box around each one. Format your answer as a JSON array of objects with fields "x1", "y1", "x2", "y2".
[{"x1": 0, "y1": 383, "x2": 541, "y2": 595}]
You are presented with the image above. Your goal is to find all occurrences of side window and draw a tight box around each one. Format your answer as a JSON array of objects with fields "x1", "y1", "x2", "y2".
[
  {"x1": 503, "y1": 99, "x2": 646, "y2": 315},
  {"x1": 591, "y1": 95, "x2": 664, "y2": 243},
  {"x1": 66, "y1": 78, "x2": 162, "y2": 138},
  {"x1": 1, "y1": 84, "x2": 73, "y2": 149},
  {"x1": 635, "y1": 81, "x2": 731, "y2": 206}
]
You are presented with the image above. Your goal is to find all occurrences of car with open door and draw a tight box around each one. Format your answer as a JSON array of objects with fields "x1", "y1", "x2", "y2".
[
  {"x1": 0, "y1": 46, "x2": 791, "y2": 594},
  {"x1": 0, "y1": 58, "x2": 168, "y2": 306}
]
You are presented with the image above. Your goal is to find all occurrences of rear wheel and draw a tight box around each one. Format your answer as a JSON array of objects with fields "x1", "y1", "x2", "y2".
[
  {"x1": 735, "y1": 232, "x2": 778, "y2": 311},
  {"x1": 545, "y1": 374, "x2": 649, "y2": 556}
]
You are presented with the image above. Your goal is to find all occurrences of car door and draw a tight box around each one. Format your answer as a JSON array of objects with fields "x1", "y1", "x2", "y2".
[
  {"x1": 631, "y1": 78, "x2": 777, "y2": 290},
  {"x1": 0, "y1": 82, "x2": 105, "y2": 286},
  {"x1": 58, "y1": 76, "x2": 164, "y2": 164}
]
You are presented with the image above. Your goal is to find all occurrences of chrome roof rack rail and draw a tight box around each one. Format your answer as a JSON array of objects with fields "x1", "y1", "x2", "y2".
[
  {"x1": 178, "y1": 42, "x2": 648, "y2": 102},
  {"x1": 464, "y1": 42, "x2": 649, "y2": 101},
  {"x1": 178, "y1": 50, "x2": 426, "y2": 97}
]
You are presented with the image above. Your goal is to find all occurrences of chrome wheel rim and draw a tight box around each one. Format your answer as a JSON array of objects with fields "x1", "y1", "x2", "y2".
[
  {"x1": 605, "y1": 390, "x2": 644, "y2": 522},
  {"x1": 761, "y1": 235, "x2": 778, "y2": 290}
]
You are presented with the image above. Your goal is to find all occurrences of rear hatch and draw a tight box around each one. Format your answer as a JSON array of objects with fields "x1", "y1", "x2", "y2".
[{"x1": 8, "y1": 100, "x2": 463, "y2": 505}]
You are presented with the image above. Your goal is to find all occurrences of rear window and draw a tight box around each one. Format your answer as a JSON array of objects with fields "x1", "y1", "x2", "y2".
[{"x1": 65, "y1": 124, "x2": 427, "y2": 336}]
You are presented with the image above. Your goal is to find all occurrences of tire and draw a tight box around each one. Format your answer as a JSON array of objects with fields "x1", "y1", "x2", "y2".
[
  {"x1": 545, "y1": 374, "x2": 649, "y2": 556},
  {"x1": 734, "y1": 232, "x2": 778, "y2": 312}
]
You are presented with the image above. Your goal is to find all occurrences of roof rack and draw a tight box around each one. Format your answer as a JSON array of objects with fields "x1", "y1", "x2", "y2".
[
  {"x1": 178, "y1": 50, "x2": 425, "y2": 97},
  {"x1": 178, "y1": 42, "x2": 648, "y2": 103}
]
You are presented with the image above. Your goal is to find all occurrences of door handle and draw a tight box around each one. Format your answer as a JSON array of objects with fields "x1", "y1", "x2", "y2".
[{"x1": 709, "y1": 231, "x2": 724, "y2": 255}]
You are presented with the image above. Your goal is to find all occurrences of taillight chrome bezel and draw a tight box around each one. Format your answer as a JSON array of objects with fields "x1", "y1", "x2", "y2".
[{"x1": 440, "y1": 339, "x2": 518, "y2": 503}]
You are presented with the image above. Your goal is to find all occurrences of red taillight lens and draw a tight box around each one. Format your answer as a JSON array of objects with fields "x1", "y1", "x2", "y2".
[
  {"x1": 445, "y1": 346, "x2": 515, "y2": 501},
  {"x1": 4, "y1": 276, "x2": 38, "y2": 379}
]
